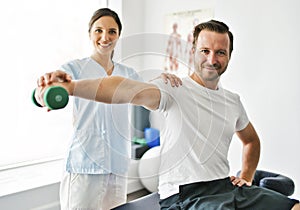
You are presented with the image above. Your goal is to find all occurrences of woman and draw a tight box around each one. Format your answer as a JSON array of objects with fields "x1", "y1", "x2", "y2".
[{"x1": 37, "y1": 8, "x2": 181, "y2": 210}]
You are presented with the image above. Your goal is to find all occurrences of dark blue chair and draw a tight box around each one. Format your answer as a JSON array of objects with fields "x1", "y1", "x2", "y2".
[{"x1": 236, "y1": 170, "x2": 295, "y2": 196}]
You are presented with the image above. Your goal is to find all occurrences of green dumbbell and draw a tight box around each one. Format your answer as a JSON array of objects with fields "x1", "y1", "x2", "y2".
[{"x1": 32, "y1": 86, "x2": 69, "y2": 110}]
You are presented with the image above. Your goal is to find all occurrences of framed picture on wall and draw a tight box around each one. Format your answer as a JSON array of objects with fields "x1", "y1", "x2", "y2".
[{"x1": 164, "y1": 8, "x2": 214, "y2": 76}]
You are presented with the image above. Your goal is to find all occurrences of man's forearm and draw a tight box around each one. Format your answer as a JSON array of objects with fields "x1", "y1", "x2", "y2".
[
  {"x1": 60, "y1": 76, "x2": 160, "y2": 110},
  {"x1": 240, "y1": 140, "x2": 260, "y2": 182},
  {"x1": 237, "y1": 122, "x2": 261, "y2": 183}
]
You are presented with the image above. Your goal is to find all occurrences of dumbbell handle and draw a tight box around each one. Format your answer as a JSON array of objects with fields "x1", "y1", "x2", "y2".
[{"x1": 32, "y1": 86, "x2": 69, "y2": 110}]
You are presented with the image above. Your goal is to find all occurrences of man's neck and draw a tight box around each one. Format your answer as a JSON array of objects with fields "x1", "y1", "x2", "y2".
[{"x1": 190, "y1": 73, "x2": 219, "y2": 90}]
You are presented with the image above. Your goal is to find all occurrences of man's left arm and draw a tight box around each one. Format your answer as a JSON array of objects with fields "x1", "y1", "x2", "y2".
[{"x1": 231, "y1": 122, "x2": 261, "y2": 187}]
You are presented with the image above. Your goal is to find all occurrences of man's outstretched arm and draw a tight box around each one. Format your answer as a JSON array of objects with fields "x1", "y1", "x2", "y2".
[{"x1": 44, "y1": 76, "x2": 161, "y2": 111}]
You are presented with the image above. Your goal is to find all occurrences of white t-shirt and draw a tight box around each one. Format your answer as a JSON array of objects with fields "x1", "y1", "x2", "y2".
[{"x1": 152, "y1": 76, "x2": 249, "y2": 199}]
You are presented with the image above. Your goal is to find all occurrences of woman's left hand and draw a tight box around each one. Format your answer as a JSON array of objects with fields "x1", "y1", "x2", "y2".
[{"x1": 160, "y1": 73, "x2": 183, "y2": 87}]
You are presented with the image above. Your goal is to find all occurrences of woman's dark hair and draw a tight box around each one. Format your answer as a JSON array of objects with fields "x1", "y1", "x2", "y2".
[
  {"x1": 88, "y1": 8, "x2": 122, "y2": 35},
  {"x1": 193, "y1": 20, "x2": 234, "y2": 56}
]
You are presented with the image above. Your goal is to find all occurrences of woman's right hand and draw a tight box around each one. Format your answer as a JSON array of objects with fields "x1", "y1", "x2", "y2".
[
  {"x1": 37, "y1": 70, "x2": 72, "y2": 87},
  {"x1": 35, "y1": 70, "x2": 72, "y2": 111}
]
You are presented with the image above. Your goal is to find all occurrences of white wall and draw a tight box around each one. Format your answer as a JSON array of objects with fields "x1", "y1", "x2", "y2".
[
  {"x1": 118, "y1": 0, "x2": 300, "y2": 199},
  {"x1": 215, "y1": 0, "x2": 300, "y2": 198}
]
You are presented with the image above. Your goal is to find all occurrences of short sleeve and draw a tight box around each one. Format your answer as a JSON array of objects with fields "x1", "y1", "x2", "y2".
[
  {"x1": 151, "y1": 79, "x2": 173, "y2": 112},
  {"x1": 59, "y1": 60, "x2": 80, "y2": 80},
  {"x1": 236, "y1": 97, "x2": 250, "y2": 131}
]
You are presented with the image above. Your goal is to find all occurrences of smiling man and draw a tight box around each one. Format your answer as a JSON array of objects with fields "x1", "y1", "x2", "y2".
[{"x1": 36, "y1": 19, "x2": 300, "y2": 210}]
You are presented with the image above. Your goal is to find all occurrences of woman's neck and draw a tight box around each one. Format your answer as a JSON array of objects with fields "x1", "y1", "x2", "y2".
[{"x1": 91, "y1": 53, "x2": 114, "y2": 76}]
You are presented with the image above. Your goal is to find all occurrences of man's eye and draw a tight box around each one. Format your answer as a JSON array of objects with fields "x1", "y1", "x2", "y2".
[
  {"x1": 217, "y1": 51, "x2": 226, "y2": 56},
  {"x1": 200, "y1": 49, "x2": 210, "y2": 54}
]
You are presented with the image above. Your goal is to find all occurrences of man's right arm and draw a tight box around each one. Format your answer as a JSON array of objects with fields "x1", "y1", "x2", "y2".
[{"x1": 55, "y1": 76, "x2": 161, "y2": 111}]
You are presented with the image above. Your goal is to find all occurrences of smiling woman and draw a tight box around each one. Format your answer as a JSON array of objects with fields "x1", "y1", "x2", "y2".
[{"x1": 0, "y1": 0, "x2": 104, "y2": 168}]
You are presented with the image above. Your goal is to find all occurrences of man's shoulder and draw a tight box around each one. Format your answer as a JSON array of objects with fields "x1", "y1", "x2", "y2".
[
  {"x1": 217, "y1": 87, "x2": 242, "y2": 104},
  {"x1": 221, "y1": 87, "x2": 241, "y2": 98}
]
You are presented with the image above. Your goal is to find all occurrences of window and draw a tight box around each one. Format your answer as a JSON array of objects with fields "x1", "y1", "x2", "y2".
[{"x1": 0, "y1": 0, "x2": 106, "y2": 169}]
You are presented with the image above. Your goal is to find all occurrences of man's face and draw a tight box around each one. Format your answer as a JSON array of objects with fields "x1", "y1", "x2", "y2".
[{"x1": 193, "y1": 29, "x2": 230, "y2": 83}]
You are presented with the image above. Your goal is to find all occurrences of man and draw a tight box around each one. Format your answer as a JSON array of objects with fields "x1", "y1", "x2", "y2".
[{"x1": 36, "y1": 20, "x2": 300, "y2": 209}]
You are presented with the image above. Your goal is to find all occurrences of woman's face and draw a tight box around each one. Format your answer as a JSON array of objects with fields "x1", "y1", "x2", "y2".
[{"x1": 89, "y1": 16, "x2": 120, "y2": 56}]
